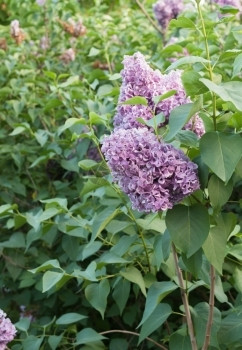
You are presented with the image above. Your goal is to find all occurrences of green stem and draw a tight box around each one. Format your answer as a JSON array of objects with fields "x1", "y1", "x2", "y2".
[
  {"x1": 196, "y1": 0, "x2": 217, "y2": 130},
  {"x1": 135, "y1": 0, "x2": 164, "y2": 36}
]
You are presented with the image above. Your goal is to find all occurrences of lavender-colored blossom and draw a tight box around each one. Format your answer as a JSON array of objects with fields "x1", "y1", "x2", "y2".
[
  {"x1": 184, "y1": 115, "x2": 205, "y2": 138},
  {"x1": 153, "y1": 0, "x2": 184, "y2": 30},
  {"x1": 213, "y1": 0, "x2": 241, "y2": 8},
  {"x1": 0, "y1": 309, "x2": 16, "y2": 349},
  {"x1": 102, "y1": 128, "x2": 200, "y2": 212},
  {"x1": 114, "y1": 52, "x2": 205, "y2": 137}
]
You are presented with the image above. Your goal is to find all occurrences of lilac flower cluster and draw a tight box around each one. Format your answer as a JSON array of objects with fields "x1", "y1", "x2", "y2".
[
  {"x1": 114, "y1": 52, "x2": 205, "y2": 137},
  {"x1": 102, "y1": 128, "x2": 200, "y2": 212},
  {"x1": 153, "y1": 0, "x2": 184, "y2": 30},
  {"x1": 0, "y1": 309, "x2": 16, "y2": 350}
]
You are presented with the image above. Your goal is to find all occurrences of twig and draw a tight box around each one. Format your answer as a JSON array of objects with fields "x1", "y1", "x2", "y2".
[
  {"x1": 202, "y1": 265, "x2": 215, "y2": 350},
  {"x1": 135, "y1": 0, "x2": 163, "y2": 36},
  {"x1": 100, "y1": 329, "x2": 168, "y2": 350},
  {"x1": 171, "y1": 243, "x2": 198, "y2": 350}
]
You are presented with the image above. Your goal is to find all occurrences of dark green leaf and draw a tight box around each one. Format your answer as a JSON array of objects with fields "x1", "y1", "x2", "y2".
[{"x1": 166, "y1": 204, "x2": 210, "y2": 257}]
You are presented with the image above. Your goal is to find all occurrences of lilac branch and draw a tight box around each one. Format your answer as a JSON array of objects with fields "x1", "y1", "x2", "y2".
[
  {"x1": 100, "y1": 329, "x2": 168, "y2": 350},
  {"x1": 135, "y1": 0, "x2": 164, "y2": 36},
  {"x1": 171, "y1": 243, "x2": 198, "y2": 350}
]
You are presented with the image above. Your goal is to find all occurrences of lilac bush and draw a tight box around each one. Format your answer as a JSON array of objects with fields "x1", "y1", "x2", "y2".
[
  {"x1": 153, "y1": 0, "x2": 184, "y2": 30},
  {"x1": 102, "y1": 128, "x2": 200, "y2": 212},
  {"x1": 212, "y1": 0, "x2": 241, "y2": 8},
  {"x1": 0, "y1": 309, "x2": 16, "y2": 350}
]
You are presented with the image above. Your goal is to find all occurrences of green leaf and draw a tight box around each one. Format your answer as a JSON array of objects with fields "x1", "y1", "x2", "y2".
[
  {"x1": 200, "y1": 78, "x2": 242, "y2": 111},
  {"x1": 152, "y1": 90, "x2": 177, "y2": 104},
  {"x1": 120, "y1": 266, "x2": 147, "y2": 297},
  {"x1": 200, "y1": 132, "x2": 242, "y2": 183},
  {"x1": 218, "y1": 312, "x2": 242, "y2": 345},
  {"x1": 182, "y1": 249, "x2": 203, "y2": 278},
  {"x1": 182, "y1": 71, "x2": 208, "y2": 97},
  {"x1": 165, "y1": 100, "x2": 201, "y2": 141},
  {"x1": 29, "y1": 259, "x2": 61, "y2": 274},
  {"x1": 75, "y1": 328, "x2": 106, "y2": 345},
  {"x1": 120, "y1": 96, "x2": 148, "y2": 106},
  {"x1": 72, "y1": 261, "x2": 98, "y2": 282},
  {"x1": 91, "y1": 208, "x2": 121, "y2": 242},
  {"x1": 166, "y1": 56, "x2": 209, "y2": 72},
  {"x1": 56, "y1": 313, "x2": 87, "y2": 325},
  {"x1": 78, "y1": 159, "x2": 98, "y2": 170},
  {"x1": 58, "y1": 75, "x2": 79, "y2": 88},
  {"x1": 138, "y1": 281, "x2": 177, "y2": 327},
  {"x1": 48, "y1": 334, "x2": 63, "y2": 350},
  {"x1": 169, "y1": 16, "x2": 196, "y2": 29},
  {"x1": 166, "y1": 204, "x2": 210, "y2": 257},
  {"x1": 22, "y1": 336, "x2": 44, "y2": 350},
  {"x1": 137, "y1": 113, "x2": 165, "y2": 129},
  {"x1": 85, "y1": 280, "x2": 110, "y2": 319},
  {"x1": 169, "y1": 328, "x2": 192, "y2": 350},
  {"x1": 42, "y1": 271, "x2": 65, "y2": 292},
  {"x1": 193, "y1": 302, "x2": 221, "y2": 349},
  {"x1": 138, "y1": 303, "x2": 172, "y2": 344},
  {"x1": 88, "y1": 47, "x2": 100, "y2": 57},
  {"x1": 15, "y1": 317, "x2": 31, "y2": 332},
  {"x1": 112, "y1": 279, "x2": 131, "y2": 315},
  {"x1": 208, "y1": 174, "x2": 233, "y2": 209},
  {"x1": 233, "y1": 53, "x2": 242, "y2": 77},
  {"x1": 203, "y1": 213, "x2": 234, "y2": 274}
]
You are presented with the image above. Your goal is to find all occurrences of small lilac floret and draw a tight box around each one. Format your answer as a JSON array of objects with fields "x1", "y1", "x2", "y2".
[
  {"x1": 0, "y1": 309, "x2": 16, "y2": 349},
  {"x1": 102, "y1": 128, "x2": 200, "y2": 213},
  {"x1": 153, "y1": 0, "x2": 184, "y2": 30}
]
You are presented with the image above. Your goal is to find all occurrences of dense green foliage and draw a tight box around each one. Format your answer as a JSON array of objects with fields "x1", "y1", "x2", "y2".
[{"x1": 0, "y1": 0, "x2": 242, "y2": 349}]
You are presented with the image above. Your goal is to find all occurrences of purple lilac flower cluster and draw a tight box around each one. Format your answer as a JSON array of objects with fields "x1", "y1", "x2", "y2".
[
  {"x1": 114, "y1": 52, "x2": 205, "y2": 137},
  {"x1": 153, "y1": 0, "x2": 184, "y2": 30},
  {"x1": 0, "y1": 309, "x2": 16, "y2": 350},
  {"x1": 102, "y1": 128, "x2": 200, "y2": 212}
]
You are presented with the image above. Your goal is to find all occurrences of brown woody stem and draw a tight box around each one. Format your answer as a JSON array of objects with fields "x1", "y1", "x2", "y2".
[
  {"x1": 100, "y1": 329, "x2": 168, "y2": 350},
  {"x1": 202, "y1": 265, "x2": 216, "y2": 350},
  {"x1": 171, "y1": 243, "x2": 198, "y2": 350}
]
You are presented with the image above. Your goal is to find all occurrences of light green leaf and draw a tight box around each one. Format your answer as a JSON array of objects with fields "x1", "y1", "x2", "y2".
[
  {"x1": 200, "y1": 131, "x2": 242, "y2": 183},
  {"x1": 72, "y1": 261, "x2": 98, "y2": 282},
  {"x1": 152, "y1": 90, "x2": 177, "y2": 104},
  {"x1": 166, "y1": 56, "x2": 209, "y2": 72},
  {"x1": 200, "y1": 78, "x2": 242, "y2": 111},
  {"x1": 88, "y1": 47, "x2": 100, "y2": 57},
  {"x1": 56, "y1": 313, "x2": 87, "y2": 325},
  {"x1": 120, "y1": 96, "x2": 148, "y2": 106},
  {"x1": 15, "y1": 317, "x2": 31, "y2": 332},
  {"x1": 75, "y1": 328, "x2": 107, "y2": 345},
  {"x1": 22, "y1": 336, "x2": 44, "y2": 350},
  {"x1": 233, "y1": 53, "x2": 242, "y2": 77},
  {"x1": 58, "y1": 75, "x2": 79, "y2": 88},
  {"x1": 85, "y1": 280, "x2": 110, "y2": 319},
  {"x1": 48, "y1": 334, "x2": 63, "y2": 350},
  {"x1": 218, "y1": 312, "x2": 242, "y2": 344},
  {"x1": 120, "y1": 266, "x2": 146, "y2": 297},
  {"x1": 29, "y1": 259, "x2": 61, "y2": 274},
  {"x1": 138, "y1": 303, "x2": 172, "y2": 344},
  {"x1": 169, "y1": 16, "x2": 196, "y2": 29},
  {"x1": 166, "y1": 204, "x2": 210, "y2": 257},
  {"x1": 138, "y1": 281, "x2": 177, "y2": 327},
  {"x1": 42, "y1": 271, "x2": 65, "y2": 292}
]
